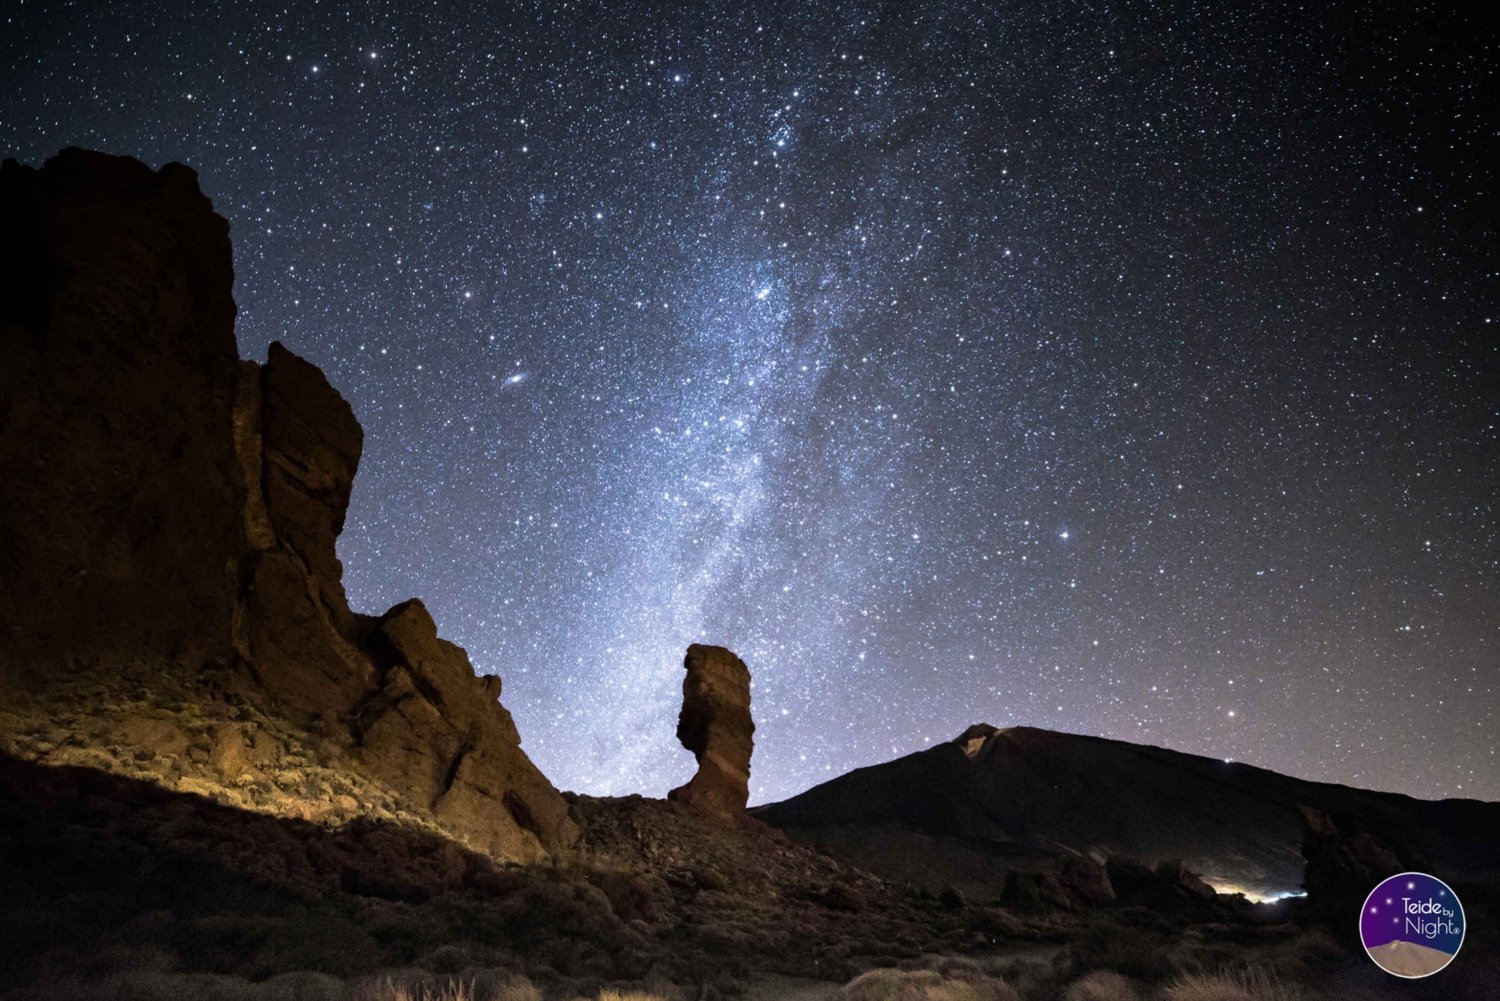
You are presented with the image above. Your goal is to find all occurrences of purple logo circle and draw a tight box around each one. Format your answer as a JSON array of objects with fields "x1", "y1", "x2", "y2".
[{"x1": 1360, "y1": 871, "x2": 1465, "y2": 978}]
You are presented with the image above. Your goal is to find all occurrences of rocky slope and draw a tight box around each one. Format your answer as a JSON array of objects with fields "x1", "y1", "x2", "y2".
[
  {"x1": 757, "y1": 724, "x2": 1500, "y2": 901},
  {"x1": 0, "y1": 751, "x2": 988, "y2": 994},
  {"x1": 0, "y1": 148, "x2": 573, "y2": 861}
]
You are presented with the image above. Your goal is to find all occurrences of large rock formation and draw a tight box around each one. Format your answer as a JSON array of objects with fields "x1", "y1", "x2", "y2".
[
  {"x1": 0, "y1": 150, "x2": 242, "y2": 675},
  {"x1": 758, "y1": 723, "x2": 1500, "y2": 901},
  {"x1": 667, "y1": 644, "x2": 754, "y2": 821},
  {"x1": 1297, "y1": 804, "x2": 1412, "y2": 941},
  {"x1": 0, "y1": 149, "x2": 575, "y2": 861}
]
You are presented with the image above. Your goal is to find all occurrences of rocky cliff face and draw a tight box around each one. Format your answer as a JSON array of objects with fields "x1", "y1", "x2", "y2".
[
  {"x1": 0, "y1": 150, "x2": 242, "y2": 677},
  {"x1": 667, "y1": 644, "x2": 754, "y2": 821},
  {"x1": 0, "y1": 149, "x2": 575, "y2": 861}
]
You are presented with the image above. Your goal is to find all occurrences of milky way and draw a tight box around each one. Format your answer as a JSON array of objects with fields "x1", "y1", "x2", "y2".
[{"x1": 4, "y1": 1, "x2": 1495, "y2": 802}]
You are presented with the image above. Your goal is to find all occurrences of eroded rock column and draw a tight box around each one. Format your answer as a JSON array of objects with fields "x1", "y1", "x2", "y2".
[{"x1": 668, "y1": 644, "x2": 754, "y2": 821}]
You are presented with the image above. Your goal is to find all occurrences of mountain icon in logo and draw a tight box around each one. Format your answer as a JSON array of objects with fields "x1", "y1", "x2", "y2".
[{"x1": 1366, "y1": 939, "x2": 1457, "y2": 977}]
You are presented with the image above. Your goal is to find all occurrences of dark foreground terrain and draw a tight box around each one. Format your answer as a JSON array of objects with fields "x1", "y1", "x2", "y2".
[{"x1": 8, "y1": 747, "x2": 1498, "y2": 1001}]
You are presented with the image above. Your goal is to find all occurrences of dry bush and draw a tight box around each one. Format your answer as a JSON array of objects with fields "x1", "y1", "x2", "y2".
[
  {"x1": 585, "y1": 866, "x2": 675, "y2": 925},
  {"x1": 354, "y1": 979, "x2": 459, "y2": 1001},
  {"x1": 1065, "y1": 920, "x2": 1174, "y2": 982},
  {"x1": 840, "y1": 971, "x2": 938, "y2": 1001},
  {"x1": 1160, "y1": 968, "x2": 1311, "y2": 1001},
  {"x1": 354, "y1": 976, "x2": 542, "y2": 1001},
  {"x1": 251, "y1": 970, "x2": 346, "y2": 999},
  {"x1": 1062, "y1": 970, "x2": 1140, "y2": 1001},
  {"x1": 0, "y1": 972, "x2": 263, "y2": 1001},
  {"x1": 975, "y1": 957, "x2": 1050, "y2": 1000},
  {"x1": 594, "y1": 993, "x2": 669, "y2": 1001},
  {"x1": 1281, "y1": 929, "x2": 1346, "y2": 969},
  {"x1": 839, "y1": 965, "x2": 1019, "y2": 1001},
  {"x1": 1159, "y1": 975, "x2": 1257, "y2": 1001},
  {"x1": 1, "y1": 970, "x2": 343, "y2": 1001},
  {"x1": 473, "y1": 974, "x2": 544, "y2": 1001}
]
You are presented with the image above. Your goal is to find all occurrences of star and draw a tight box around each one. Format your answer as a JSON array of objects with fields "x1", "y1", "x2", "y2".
[{"x1": 3, "y1": 0, "x2": 1486, "y2": 804}]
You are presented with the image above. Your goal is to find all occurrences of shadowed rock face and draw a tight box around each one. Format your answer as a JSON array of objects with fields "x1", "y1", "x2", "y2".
[
  {"x1": 0, "y1": 150, "x2": 241, "y2": 676},
  {"x1": 668, "y1": 644, "x2": 754, "y2": 821},
  {"x1": 0, "y1": 149, "x2": 575, "y2": 861},
  {"x1": 1298, "y1": 804, "x2": 1412, "y2": 942}
]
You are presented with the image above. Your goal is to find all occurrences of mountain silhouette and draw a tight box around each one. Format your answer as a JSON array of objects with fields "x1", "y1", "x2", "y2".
[{"x1": 758, "y1": 724, "x2": 1500, "y2": 900}]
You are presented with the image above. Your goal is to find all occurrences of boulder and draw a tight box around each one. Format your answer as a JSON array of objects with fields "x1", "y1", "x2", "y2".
[
  {"x1": 1001, "y1": 868, "x2": 1073, "y2": 911},
  {"x1": 1059, "y1": 855, "x2": 1116, "y2": 905},
  {"x1": 359, "y1": 599, "x2": 575, "y2": 858},
  {"x1": 667, "y1": 644, "x2": 754, "y2": 821},
  {"x1": 1105, "y1": 856, "x2": 1158, "y2": 899},
  {"x1": 1155, "y1": 859, "x2": 1218, "y2": 902},
  {"x1": 998, "y1": 856, "x2": 1115, "y2": 912}
]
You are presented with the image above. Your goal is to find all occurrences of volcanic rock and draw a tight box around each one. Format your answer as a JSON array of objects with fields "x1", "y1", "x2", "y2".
[
  {"x1": 0, "y1": 151, "x2": 242, "y2": 675},
  {"x1": 1001, "y1": 869, "x2": 1074, "y2": 912},
  {"x1": 758, "y1": 723, "x2": 1500, "y2": 900},
  {"x1": 1059, "y1": 855, "x2": 1116, "y2": 906},
  {"x1": 1299, "y1": 804, "x2": 1405, "y2": 894},
  {"x1": 1104, "y1": 856, "x2": 1158, "y2": 898},
  {"x1": 997, "y1": 856, "x2": 1116, "y2": 912},
  {"x1": 667, "y1": 643, "x2": 754, "y2": 821},
  {"x1": 1298, "y1": 804, "x2": 1411, "y2": 936},
  {"x1": 0, "y1": 149, "x2": 575, "y2": 861},
  {"x1": 1155, "y1": 859, "x2": 1217, "y2": 901}
]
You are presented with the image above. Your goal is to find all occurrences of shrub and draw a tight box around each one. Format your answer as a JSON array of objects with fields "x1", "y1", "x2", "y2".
[
  {"x1": 587, "y1": 867, "x2": 674, "y2": 925},
  {"x1": 353, "y1": 976, "x2": 543, "y2": 1001},
  {"x1": 485, "y1": 977, "x2": 545, "y2": 1001},
  {"x1": 840, "y1": 965, "x2": 1019, "y2": 1001},
  {"x1": 252, "y1": 970, "x2": 345, "y2": 1000},
  {"x1": 1062, "y1": 970, "x2": 1140, "y2": 1001},
  {"x1": 1161, "y1": 969, "x2": 1311, "y2": 1001},
  {"x1": 1283, "y1": 929, "x2": 1345, "y2": 969},
  {"x1": 1160, "y1": 974, "x2": 1256, "y2": 1001},
  {"x1": 252, "y1": 906, "x2": 385, "y2": 976},
  {"x1": 14, "y1": 972, "x2": 263, "y2": 1001},
  {"x1": 1066, "y1": 920, "x2": 1174, "y2": 982}
]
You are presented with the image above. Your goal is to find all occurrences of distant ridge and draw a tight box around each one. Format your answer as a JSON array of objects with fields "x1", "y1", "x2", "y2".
[{"x1": 756, "y1": 724, "x2": 1500, "y2": 899}]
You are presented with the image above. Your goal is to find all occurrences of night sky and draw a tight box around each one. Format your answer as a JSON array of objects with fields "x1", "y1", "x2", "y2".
[{"x1": 4, "y1": 1, "x2": 1496, "y2": 804}]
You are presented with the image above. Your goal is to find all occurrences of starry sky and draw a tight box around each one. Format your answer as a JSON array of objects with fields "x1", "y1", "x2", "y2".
[{"x1": 4, "y1": 1, "x2": 1496, "y2": 804}]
